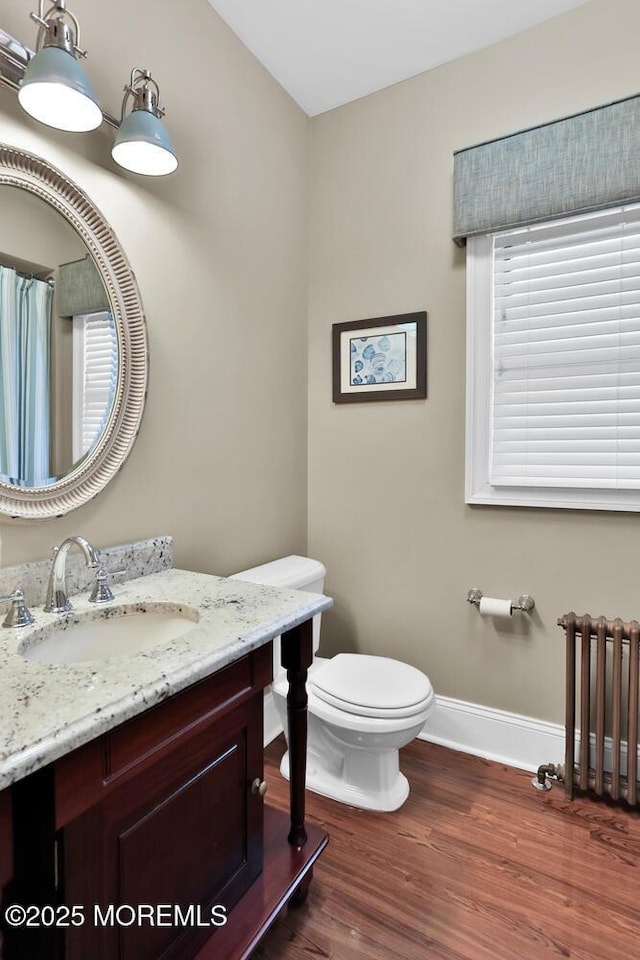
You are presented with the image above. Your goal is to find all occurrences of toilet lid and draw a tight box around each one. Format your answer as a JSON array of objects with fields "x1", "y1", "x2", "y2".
[{"x1": 310, "y1": 654, "x2": 433, "y2": 717}]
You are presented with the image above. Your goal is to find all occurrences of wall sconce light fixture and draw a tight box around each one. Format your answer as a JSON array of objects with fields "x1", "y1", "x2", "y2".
[
  {"x1": 0, "y1": 1, "x2": 178, "y2": 176},
  {"x1": 18, "y1": 1, "x2": 101, "y2": 132},
  {"x1": 112, "y1": 69, "x2": 177, "y2": 177}
]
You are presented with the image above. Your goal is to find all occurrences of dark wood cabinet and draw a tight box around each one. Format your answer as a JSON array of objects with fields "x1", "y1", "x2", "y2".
[
  {"x1": 1, "y1": 620, "x2": 328, "y2": 960},
  {"x1": 0, "y1": 791, "x2": 11, "y2": 891},
  {"x1": 0, "y1": 790, "x2": 11, "y2": 960},
  {"x1": 63, "y1": 696, "x2": 264, "y2": 960}
]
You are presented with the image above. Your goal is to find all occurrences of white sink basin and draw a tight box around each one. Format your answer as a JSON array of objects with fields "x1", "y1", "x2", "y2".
[{"x1": 20, "y1": 603, "x2": 200, "y2": 665}]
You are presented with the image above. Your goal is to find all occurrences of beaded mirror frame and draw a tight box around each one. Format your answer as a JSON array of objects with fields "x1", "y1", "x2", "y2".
[{"x1": 0, "y1": 145, "x2": 148, "y2": 521}]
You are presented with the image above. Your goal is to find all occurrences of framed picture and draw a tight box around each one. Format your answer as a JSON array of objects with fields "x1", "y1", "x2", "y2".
[{"x1": 332, "y1": 311, "x2": 427, "y2": 403}]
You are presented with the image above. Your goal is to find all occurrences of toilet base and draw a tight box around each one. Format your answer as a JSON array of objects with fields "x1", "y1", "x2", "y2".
[{"x1": 280, "y1": 749, "x2": 410, "y2": 812}]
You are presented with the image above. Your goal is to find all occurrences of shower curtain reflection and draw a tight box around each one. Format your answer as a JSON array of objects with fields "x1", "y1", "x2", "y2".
[{"x1": 0, "y1": 265, "x2": 53, "y2": 486}]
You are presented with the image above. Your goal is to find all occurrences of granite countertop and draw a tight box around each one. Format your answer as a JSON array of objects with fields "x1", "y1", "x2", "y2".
[{"x1": 0, "y1": 568, "x2": 332, "y2": 791}]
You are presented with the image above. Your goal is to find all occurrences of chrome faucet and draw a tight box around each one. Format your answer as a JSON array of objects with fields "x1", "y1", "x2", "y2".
[
  {"x1": 44, "y1": 536, "x2": 100, "y2": 614},
  {"x1": 0, "y1": 588, "x2": 35, "y2": 628}
]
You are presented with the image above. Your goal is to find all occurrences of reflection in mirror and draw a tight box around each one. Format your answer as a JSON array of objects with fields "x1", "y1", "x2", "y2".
[{"x1": 0, "y1": 186, "x2": 118, "y2": 488}]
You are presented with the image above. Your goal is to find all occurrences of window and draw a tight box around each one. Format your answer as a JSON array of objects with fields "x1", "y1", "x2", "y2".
[
  {"x1": 72, "y1": 311, "x2": 117, "y2": 461},
  {"x1": 466, "y1": 203, "x2": 640, "y2": 511}
]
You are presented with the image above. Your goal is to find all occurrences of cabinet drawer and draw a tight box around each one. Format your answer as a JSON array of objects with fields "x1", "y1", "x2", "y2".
[
  {"x1": 105, "y1": 656, "x2": 252, "y2": 780},
  {"x1": 55, "y1": 644, "x2": 272, "y2": 827}
]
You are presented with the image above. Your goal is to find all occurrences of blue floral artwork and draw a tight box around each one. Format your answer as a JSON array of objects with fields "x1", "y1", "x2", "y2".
[
  {"x1": 333, "y1": 312, "x2": 426, "y2": 403},
  {"x1": 349, "y1": 332, "x2": 407, "y2": 386}
]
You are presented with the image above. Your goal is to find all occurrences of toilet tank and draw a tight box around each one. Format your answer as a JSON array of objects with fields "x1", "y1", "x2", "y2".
[{"x1": 230, "y1": 556, "x2": 326, "y2": 679}]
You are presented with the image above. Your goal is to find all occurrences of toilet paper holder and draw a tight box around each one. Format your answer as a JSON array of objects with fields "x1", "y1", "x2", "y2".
[{"x1": 467, "y1": 588, "x2": 535, "y2": 613}]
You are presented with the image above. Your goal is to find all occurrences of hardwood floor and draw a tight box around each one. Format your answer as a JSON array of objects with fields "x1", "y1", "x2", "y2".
[{"x1": 254, "y1": 738, "x2": 640, "y2": 960}]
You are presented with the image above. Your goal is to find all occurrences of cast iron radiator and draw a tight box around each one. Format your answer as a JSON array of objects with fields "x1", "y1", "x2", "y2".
[{"x1": 558, "y1": 613, "x2": 640, "y2": 806}]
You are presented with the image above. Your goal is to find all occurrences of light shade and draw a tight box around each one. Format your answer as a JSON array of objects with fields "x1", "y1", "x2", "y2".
[
  {"x1": 18, "y1": 45, "x2": 102, "y2": 132},
  {"x1": 111, "y1": 109, "x2": 178, "y2": 176}
]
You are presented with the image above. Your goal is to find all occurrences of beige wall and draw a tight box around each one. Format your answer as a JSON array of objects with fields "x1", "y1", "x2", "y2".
[
  {"x1": 0, "y1": 0, "x2": 310, "y2": 575},
  {"x1": 308, "y1": 0, "x2": 640, "y2": 725},
  {"x1": 3, "y1": 0, "x2": 638, "y2": 728},
  {"x1": 0, "y1": 185, "x2": 85, "y2": 271}
]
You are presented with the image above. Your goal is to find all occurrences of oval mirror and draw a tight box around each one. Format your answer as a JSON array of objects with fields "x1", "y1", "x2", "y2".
[{"x1": 0, "y1": 145, "x2": 147, "y2": 521}]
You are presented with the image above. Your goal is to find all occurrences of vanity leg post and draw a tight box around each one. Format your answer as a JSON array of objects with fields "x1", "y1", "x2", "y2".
[{"x1": 281, "y1": 619, "x2": 313, "y2": 849}]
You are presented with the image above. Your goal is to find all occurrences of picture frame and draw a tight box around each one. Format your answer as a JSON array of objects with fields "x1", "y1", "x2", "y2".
[{"x1": 332, "y1": 311, "x2": 427, "y2": 403}]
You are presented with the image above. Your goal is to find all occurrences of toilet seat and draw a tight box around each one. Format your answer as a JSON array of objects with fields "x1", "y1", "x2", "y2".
[
  {"x1": 272, "y1": 665, "x2": 435, "y2": 735},
  {"x1": 310, "y1": 685, "x2": 432, "y2": 719},
  {"x1": 310, "y1": 653, "x2": 433, "y2": 720},
  {"x1": 306, "y1": 684, "x2": 434, "y2": 734}
]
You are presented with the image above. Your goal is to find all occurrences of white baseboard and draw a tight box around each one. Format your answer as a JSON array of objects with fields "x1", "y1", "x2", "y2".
[
  {"x1": 263, "y1": 689, "x2": 283, "y2": 747},
  {"x1": 418, "y1": 695, "x2": 565, "y2": 773},
  {"x1": 262, "y1": 688, "x2": 564, "y2": 770},
  {"x1": 264, "y1": 688, "x2": 639, "y2": 778}
]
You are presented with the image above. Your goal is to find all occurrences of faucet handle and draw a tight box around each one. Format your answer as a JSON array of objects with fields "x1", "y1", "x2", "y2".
[
  {"x1": 0, "y1": 588, "x2": 35, "y2": 628},
  {"x1": 89, "y1": 567, "x2": 126, "y2": 604}
]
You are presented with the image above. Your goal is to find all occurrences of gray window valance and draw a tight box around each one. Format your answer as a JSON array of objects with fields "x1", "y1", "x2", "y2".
[
  {"x1": 452, "y1": 92, "x2": 640, "y2": 246},
  {"x1": 57, "y1": 256, "x2": 110, "y2": 317}
]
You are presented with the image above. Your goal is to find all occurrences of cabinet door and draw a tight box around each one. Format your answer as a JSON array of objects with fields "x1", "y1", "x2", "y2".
[
  {"x1": 63, "y1": 695, "x2": 264, "y2": 960},
  {"x1": 0, "y1": 789, "x2": 12, "y2": 960}
]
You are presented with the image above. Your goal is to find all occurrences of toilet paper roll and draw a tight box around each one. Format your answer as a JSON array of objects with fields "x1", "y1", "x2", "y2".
[{"x1": 478, "y1": 597, "x2": 512, "y2": 618}]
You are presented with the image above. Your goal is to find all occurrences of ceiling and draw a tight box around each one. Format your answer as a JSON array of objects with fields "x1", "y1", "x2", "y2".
[{"x1": 206, "y1": 0, "x2": 590, "y2": 116}]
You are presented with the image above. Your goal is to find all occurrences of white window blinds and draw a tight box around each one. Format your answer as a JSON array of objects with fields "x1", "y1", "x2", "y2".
[
  {"x1": 490, "y1": 204, "x2": 640, "y2": 491},
  {"x1": 72, "y1": 311, "x2": 117, "y2": 461}
]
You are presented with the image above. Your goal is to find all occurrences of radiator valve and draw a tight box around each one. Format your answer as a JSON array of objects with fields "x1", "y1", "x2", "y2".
[{"x1": 532, "y1": 762, "x2": 562, "y2": 792}]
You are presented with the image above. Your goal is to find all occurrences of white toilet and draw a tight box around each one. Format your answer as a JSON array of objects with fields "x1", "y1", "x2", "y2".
[{"x1": 231, "y1": 555, "x2": 435, "y2": 812}]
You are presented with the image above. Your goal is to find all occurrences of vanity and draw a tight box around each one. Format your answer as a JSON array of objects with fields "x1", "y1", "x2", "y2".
[
  {"x1": 0, "y1": 563, "x2": 332, "y2": 959},
  {"x1": 0, "y1": 135, "x2": 329, "y2": 957}
]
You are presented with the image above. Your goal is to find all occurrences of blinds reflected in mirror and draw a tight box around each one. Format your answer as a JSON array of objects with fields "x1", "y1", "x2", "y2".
[{"x1": 72, "y1": 311, "x2": 117, "y2": 461}]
